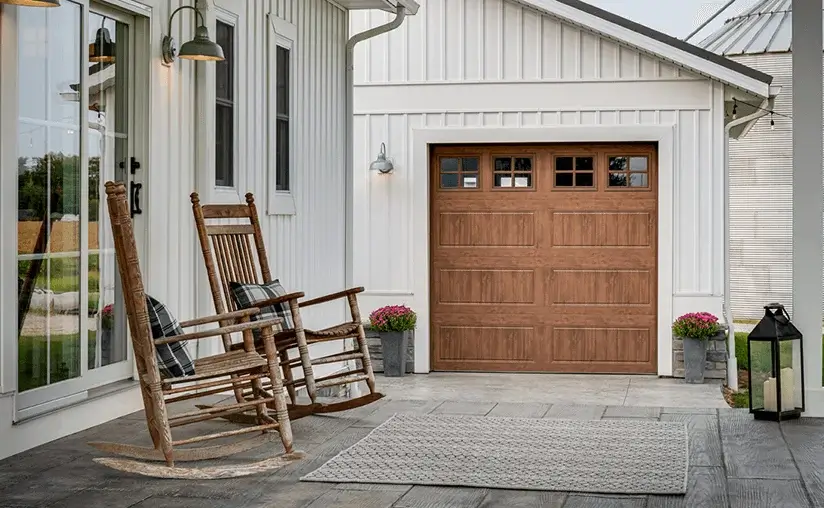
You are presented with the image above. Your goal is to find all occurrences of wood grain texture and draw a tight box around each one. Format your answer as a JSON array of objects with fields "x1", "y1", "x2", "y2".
[
  {"x1": 718, "y1": 409, "x2": 800, "y2": 480},
  {"x1": 660, "y1": 413, "x2": 723, "y2": 467},
  {"x1": 647, "y1": 467, "x2": 728, "y2": 508},
  {"x1": 305, "y1": 489, "x2": 407, "y2": 508},
  {"x1": 780, "y1": 420, "x2": 824, "y2": 507},
  {"x1": 430, "y1": 143, "x2": 657, "y2": 373},
  {"x1": 563, "y1": 494, "x2": 646, "y2": 508},
  {"x1": 479, "y1": 489, "x2": 566, "y2": 507},
  {"x1": 727, "y1": 479, "x2": 811, "y2": 508}
]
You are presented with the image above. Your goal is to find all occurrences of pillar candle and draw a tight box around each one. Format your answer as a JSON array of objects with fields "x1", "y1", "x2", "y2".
[
  {"x1": 764, "y1": 378, "x2": 777, "y2": 412},
  {"x1": 780, "y1": 367, "x2": 795, "y2": 410}
]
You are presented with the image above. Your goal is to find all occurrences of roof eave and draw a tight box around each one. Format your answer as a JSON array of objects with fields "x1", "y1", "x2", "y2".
[{"x1": 516, "y1": 0, "x2": 773, "y2": 98}]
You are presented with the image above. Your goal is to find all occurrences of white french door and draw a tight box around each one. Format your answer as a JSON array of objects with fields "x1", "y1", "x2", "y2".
[{"x1": 14, "y1": 1, "x2": 144, "y2": 419}]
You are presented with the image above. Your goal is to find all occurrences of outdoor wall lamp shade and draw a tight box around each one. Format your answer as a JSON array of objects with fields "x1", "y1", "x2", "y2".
[
  {"x1": 0, "y1": 0, "x2": 59, "y2": 6},
  {"x1": 161, "y1": 5, "x2": 224, "y2": 65},
  {"x1": 370, "y1": 143, "x2": 394, "y2": 174},
  {"x1": 90, "y1": 17, "x2": 115, "y2": 63}
]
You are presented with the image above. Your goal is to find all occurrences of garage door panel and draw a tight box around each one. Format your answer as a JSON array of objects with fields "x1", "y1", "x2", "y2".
[
  {"x1": 551, "y1": 327, "x2": 652, "y2": 364},
  {"x1": 438, "y1": 211, "x2": 536, "y2": 247},
  {"x1": 438, "y1": 325, "x2": 536, "y2": 362},
  {"x1": 551, "y1": 211, "x2": 653, "y2": 247},
  {"x1": 437, "y1": 268, "x2": 536, "y2": 304},
  {"x1": 549, "y1": 269, "x2": 653, "y2": 306}
]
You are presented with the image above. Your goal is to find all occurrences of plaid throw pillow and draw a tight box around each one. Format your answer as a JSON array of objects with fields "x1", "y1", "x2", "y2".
[
  {"x1": 229, "y1": 280, "x2": 294, "y2": 335},
  {"x1": 145, "y1": 295, "x2": 195, "y2": 378}
]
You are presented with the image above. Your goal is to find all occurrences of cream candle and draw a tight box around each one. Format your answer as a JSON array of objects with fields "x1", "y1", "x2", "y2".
[{"x1": 764, "y1": 377, "x2": 777, "y2": 412}]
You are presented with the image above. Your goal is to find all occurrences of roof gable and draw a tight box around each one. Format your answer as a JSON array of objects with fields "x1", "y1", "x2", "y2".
[{"x1": 514, "y1": 0, "x2": 773, "y2": 96}]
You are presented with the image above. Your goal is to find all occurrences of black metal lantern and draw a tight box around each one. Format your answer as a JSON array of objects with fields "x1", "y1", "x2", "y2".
[{"x1": 747, "y1": 303, "x2": 805, "y2": 421}]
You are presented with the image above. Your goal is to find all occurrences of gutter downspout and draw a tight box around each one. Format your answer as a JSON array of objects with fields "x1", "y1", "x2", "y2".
[
  {"x1": 344, "y1": 6, "x2": 407, "y2": 291},
  {"x1": 723, "y1": 97, "x2": 772, "y2": 391},
  {"x1": 342, "y1": 6, "x2": 407, "y2": 388}
]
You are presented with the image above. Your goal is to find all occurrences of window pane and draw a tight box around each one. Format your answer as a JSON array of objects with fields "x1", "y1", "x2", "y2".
[
  {"x1": 630, "y1": 156, "x2": 648, "y2": 172},
  {"x1": 513, "y1": 172, "x2": 532, "y2": 187},
  {"x1": 494, "y1": 173, "x2": 511, "y2": 187},
  {"x1": 462, "y1": 174, "x2": 478, "y2": 188},
  {"x1": 440, "y1": 158, "x2": 459, "y2": 172},
  {"x1": 630, "y1": 173, "x2": 648, "y2": 187},
  {"x1": 609, "y1": 173, "x2": 628, "y2": 187},
  {"x1": 216, "y1": 103, "x2": 234, "y2": 187},
  {"x1": 555, "y1": 157, "x2": 573, "y2": 172},
  {"x1": 276, "y1": 46, "x2": 290, "y2": 116},
  {"x1": 441, "y1": 174, "x2": 459, "y2": 188},
  {"x1": 575, "y1": 172, "x2": 594, "y2": 187},
  {"x1": 514, "y1": 157, "x2": 532, "y2": 172},
  {"x1": 18, "y1": 3, "x2": 83, "y2": 391},
  {"x1": 462, "y1": 157, "x2": 479, "y2": 172},
  {"x1": 555, "y1": 172, "x2": 573, "y2": 187},
  {"x1": 494, "y1": 157, "x2": 511, "y2": 172},
  {"x1": 216, "y1": 21, "x2": 233, "y2": 101},
  {"x1": 576, "y1": 157, "x2": 594, "y2": 171},
  {"x1": 276, "y1": 119, "x2": 289, "y2": 191},
  {"x1": 609, "y1": 156, "x2": 627, "y2": 172}
]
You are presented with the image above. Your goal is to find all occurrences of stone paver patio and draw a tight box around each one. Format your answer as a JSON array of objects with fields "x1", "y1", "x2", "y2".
[{"x1": 0, "y1": 374, "x2": 822, "y2": 508}]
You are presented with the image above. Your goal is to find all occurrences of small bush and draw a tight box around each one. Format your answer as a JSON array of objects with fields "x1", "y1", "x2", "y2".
[
  {"x1": 672, "y1": 312, "x2": 720, "y2": 341},
  {"x1": 369, "y1": 305, "x2": 416, "y2": 333}
]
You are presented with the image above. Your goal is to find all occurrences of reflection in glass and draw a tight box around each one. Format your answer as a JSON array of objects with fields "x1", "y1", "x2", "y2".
[
  {"x1": 609, "y1": 173, "x2": 628, "y2": 187},
  {"x1": 17, "y1": 3, "x2": 82, "y2": 391},
  {"x1": 609, "y1": 156, "x2": 627, "y2": 172},
  {"x1": 630, "y1": 156, "x2": 648, "y2": 171},
  {"x1": 441, "y1": 174, "x2": 459, "y2": 188},
  {"x1": 494, "y1": 157, "x2": 511, "y2": 171},
  {"x1": 462, "y1": 174, "x2": 478, "y2": 188},
  {"x1": 555, "y1": 157, "x2": 573, "y2": 172},
  {"x1": 461, "y1": 157, "x2": 479, "y2": 172},
  {"x1": 514, "y1": 158, "x2": 532, "y2": 172},
  {"x1": 575, "y1": 157, "x2": 594, "y2": 171},
  {"x1": 630, "y1": 173, "x2": 648, "y2": 187},
  {"x1": 440, "y1": 158, "x2": 458, "y2": 172},
  {"x1": 575, "y1": 173, "x2": 594, "y2": 187},
  {"x1": 87, "y1": 13, "x2": 129, "y2": 368}
]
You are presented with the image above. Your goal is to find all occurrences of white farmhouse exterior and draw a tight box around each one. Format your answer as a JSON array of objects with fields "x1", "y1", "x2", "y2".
[
  {"x1": 350, "y1": 0, "x2": 776, "y2": 380},
  {"x1": 0, "y1": 0, "x2": 417, "y2": 460}
]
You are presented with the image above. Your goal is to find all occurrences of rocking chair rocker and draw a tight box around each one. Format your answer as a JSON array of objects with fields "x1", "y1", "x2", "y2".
[
  {"x1": 88, "y1": 183, "x2": 303, "y2": 479},
  {"x1": 190, "y1": 191, "x2": 383, "y2": 423}
]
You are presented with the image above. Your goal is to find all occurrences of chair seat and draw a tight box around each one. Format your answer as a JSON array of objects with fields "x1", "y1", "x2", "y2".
[
  {"x1": 230, "y1": 322, "x2": 361, "y2": 352},
  {"x1": 305, "y1": 322, "x2": 360, "y2": 339},
  {"x1": 152, "y1": 350, "x2": 267, "y2": 384}
]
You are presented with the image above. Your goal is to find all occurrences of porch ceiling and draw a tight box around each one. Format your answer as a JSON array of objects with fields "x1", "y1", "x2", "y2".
[{"x1": 335, "y1": 0, "x2": 419, "y2": 15}]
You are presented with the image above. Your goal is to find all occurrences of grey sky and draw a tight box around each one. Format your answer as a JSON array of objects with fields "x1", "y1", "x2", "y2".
[{"x1": 584, "y1": 0, "x2": 760, "y2": 40}]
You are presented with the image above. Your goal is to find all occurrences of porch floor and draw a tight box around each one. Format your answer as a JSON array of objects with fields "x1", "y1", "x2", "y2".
[{"x1": 1, "y1": 374, "x2": 821, "y2": 508}]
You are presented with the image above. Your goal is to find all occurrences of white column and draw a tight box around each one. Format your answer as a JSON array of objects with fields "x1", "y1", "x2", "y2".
[{"x1": 792, "y1": 0, "x2": 824, "y2": 416}]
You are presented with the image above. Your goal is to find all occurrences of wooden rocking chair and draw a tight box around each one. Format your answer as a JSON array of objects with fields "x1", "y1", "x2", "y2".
[
  {"x1": 88, "y1": 182, "x2": 304, "y2": 479},
  {"x1": 190, "y1": 192, "x2": 383, "y2": 422}
]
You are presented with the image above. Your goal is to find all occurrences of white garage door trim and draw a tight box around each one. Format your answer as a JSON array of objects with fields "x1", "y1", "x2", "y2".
[{"x1": 410, "y1": 125, "x2": 676, "y2": 376}]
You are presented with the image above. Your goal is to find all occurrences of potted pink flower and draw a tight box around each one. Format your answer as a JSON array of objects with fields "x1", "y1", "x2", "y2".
[
  {"x1": 369, "y1": 305, "x2": 416, "y2": 377},
  {"x1": 672, "y1": 312, "x2": 721, "y2": 384}
]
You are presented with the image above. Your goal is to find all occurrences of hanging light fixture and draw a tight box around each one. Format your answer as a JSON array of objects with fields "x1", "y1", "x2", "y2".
[
  {"x1": 162, "y1": 5, "x2": 224, "y2": 65},
  {"x1": 370, "y1": 143, "x2": 395, "y2": 174},
  {"x1": 0, "y1": 0, "x2": 60, "y2": 6},
  {"x1": 89, "y1": 16, "x2": 116, "y2": 63}
]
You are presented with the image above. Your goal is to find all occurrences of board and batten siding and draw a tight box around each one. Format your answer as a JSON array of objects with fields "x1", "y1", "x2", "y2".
[
  {"x1": 725, "y1": 52, "x2": 824, "y2": 320},
  {"x1": 350, "y1": 0, "x2": 729, "y2": 357}
]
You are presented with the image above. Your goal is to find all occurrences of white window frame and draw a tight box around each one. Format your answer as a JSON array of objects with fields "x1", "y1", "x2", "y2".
[
  {"x1": 214, "y1": 8, "x2": 239, "y2": 192},
  {"x1": 266, "y1": 13, "x2": 296, "y2": 216}
]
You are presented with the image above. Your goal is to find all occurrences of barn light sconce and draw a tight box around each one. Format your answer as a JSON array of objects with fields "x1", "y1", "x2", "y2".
[
  {"x1": 89, "y1": 16, "x2": 116, "y2": 63},
  {"x1": 162, "y1": 5, "x2": 225, "y2": 65},
  {"x1": 0, "y1": 0, "x2": 60, "y2": 6},
  {"x1": 369, "y1": 143, "x2": 394, "y2": 174}
]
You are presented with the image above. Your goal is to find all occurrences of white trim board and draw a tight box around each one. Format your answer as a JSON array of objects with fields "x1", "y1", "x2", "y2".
[{"x1": 410, "y1": 125, "x2": 675, "y2": 376}]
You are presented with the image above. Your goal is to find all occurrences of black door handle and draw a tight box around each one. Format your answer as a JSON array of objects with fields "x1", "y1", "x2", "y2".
[{"x1": 130, "y1": 181, "x2": 142, "y2": 217}]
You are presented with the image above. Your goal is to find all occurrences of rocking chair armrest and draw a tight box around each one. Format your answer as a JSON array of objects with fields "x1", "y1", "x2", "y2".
[
  {"x1": 299, "y1": 287, "x2": 365, "y2": 308},
  {"x1": 154, "y1": 318, "x2": 283, "y2": 345},
  {"x1": 254, "y1": 291, "x2": 306, "y2": 308},
  {"x1": 179, "y1": 308, "x2": 261, "y2": 328}
]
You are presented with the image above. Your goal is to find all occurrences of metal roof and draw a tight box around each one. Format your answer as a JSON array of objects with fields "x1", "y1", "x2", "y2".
[
  {"x1": 519, "y1": 0, "x2": 773, "y2": 87},
  {"x1": 699, "y1": 0, "x2": 824, "y2": 55}
]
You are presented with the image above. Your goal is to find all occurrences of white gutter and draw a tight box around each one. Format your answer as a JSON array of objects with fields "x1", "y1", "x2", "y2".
[
  {"x1": 344, "y1": 6, "x2": 407, "y2": 288},
  {"x1": 723, "y1": 96, "x2": 772, "y2": 391}
]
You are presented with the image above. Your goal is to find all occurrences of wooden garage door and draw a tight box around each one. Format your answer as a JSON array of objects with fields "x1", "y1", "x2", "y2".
[{"x1": 430, "y1": 143, "x2": 657, "y2": 374}]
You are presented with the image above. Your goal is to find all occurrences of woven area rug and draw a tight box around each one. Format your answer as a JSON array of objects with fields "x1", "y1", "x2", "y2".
[{"x1": 301, "y1": 413, "x2": 688, "y2": 495}]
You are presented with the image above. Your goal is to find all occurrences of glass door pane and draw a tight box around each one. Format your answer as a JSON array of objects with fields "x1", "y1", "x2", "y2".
[
  {"x1": 87, "y1": 12, "x2": 129, "y2": 370},
  {"x1": 17, "y1": 1, "x2": 83, "y2": 393}
]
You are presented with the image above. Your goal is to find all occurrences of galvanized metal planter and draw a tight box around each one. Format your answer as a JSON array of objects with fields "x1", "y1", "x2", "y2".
[
  {"x1": 379, "y1": 331, "x2": 411, "y2": 377},
  {"x1": 681, "y1": 336, "x2": 708, "y2": 384}
]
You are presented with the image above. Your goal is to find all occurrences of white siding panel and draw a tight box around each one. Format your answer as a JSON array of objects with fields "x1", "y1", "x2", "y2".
[{"x1": 350, "y1": 0, "x2": 701, "y2": 84}]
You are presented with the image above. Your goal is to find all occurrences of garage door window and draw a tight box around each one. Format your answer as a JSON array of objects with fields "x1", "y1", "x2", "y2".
[
  {"x1": 554, "y1": 156, "x2": 594, "y2": 188},
  {"x1": 440, "y1": 157, "x2": 480, "y2": 189},
  {"x1": 493, "y1": 156, "x2": 533, "y2": 189},
  {"x1": 608, "y1": 156, "x2": 649, "y2": 188}
]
